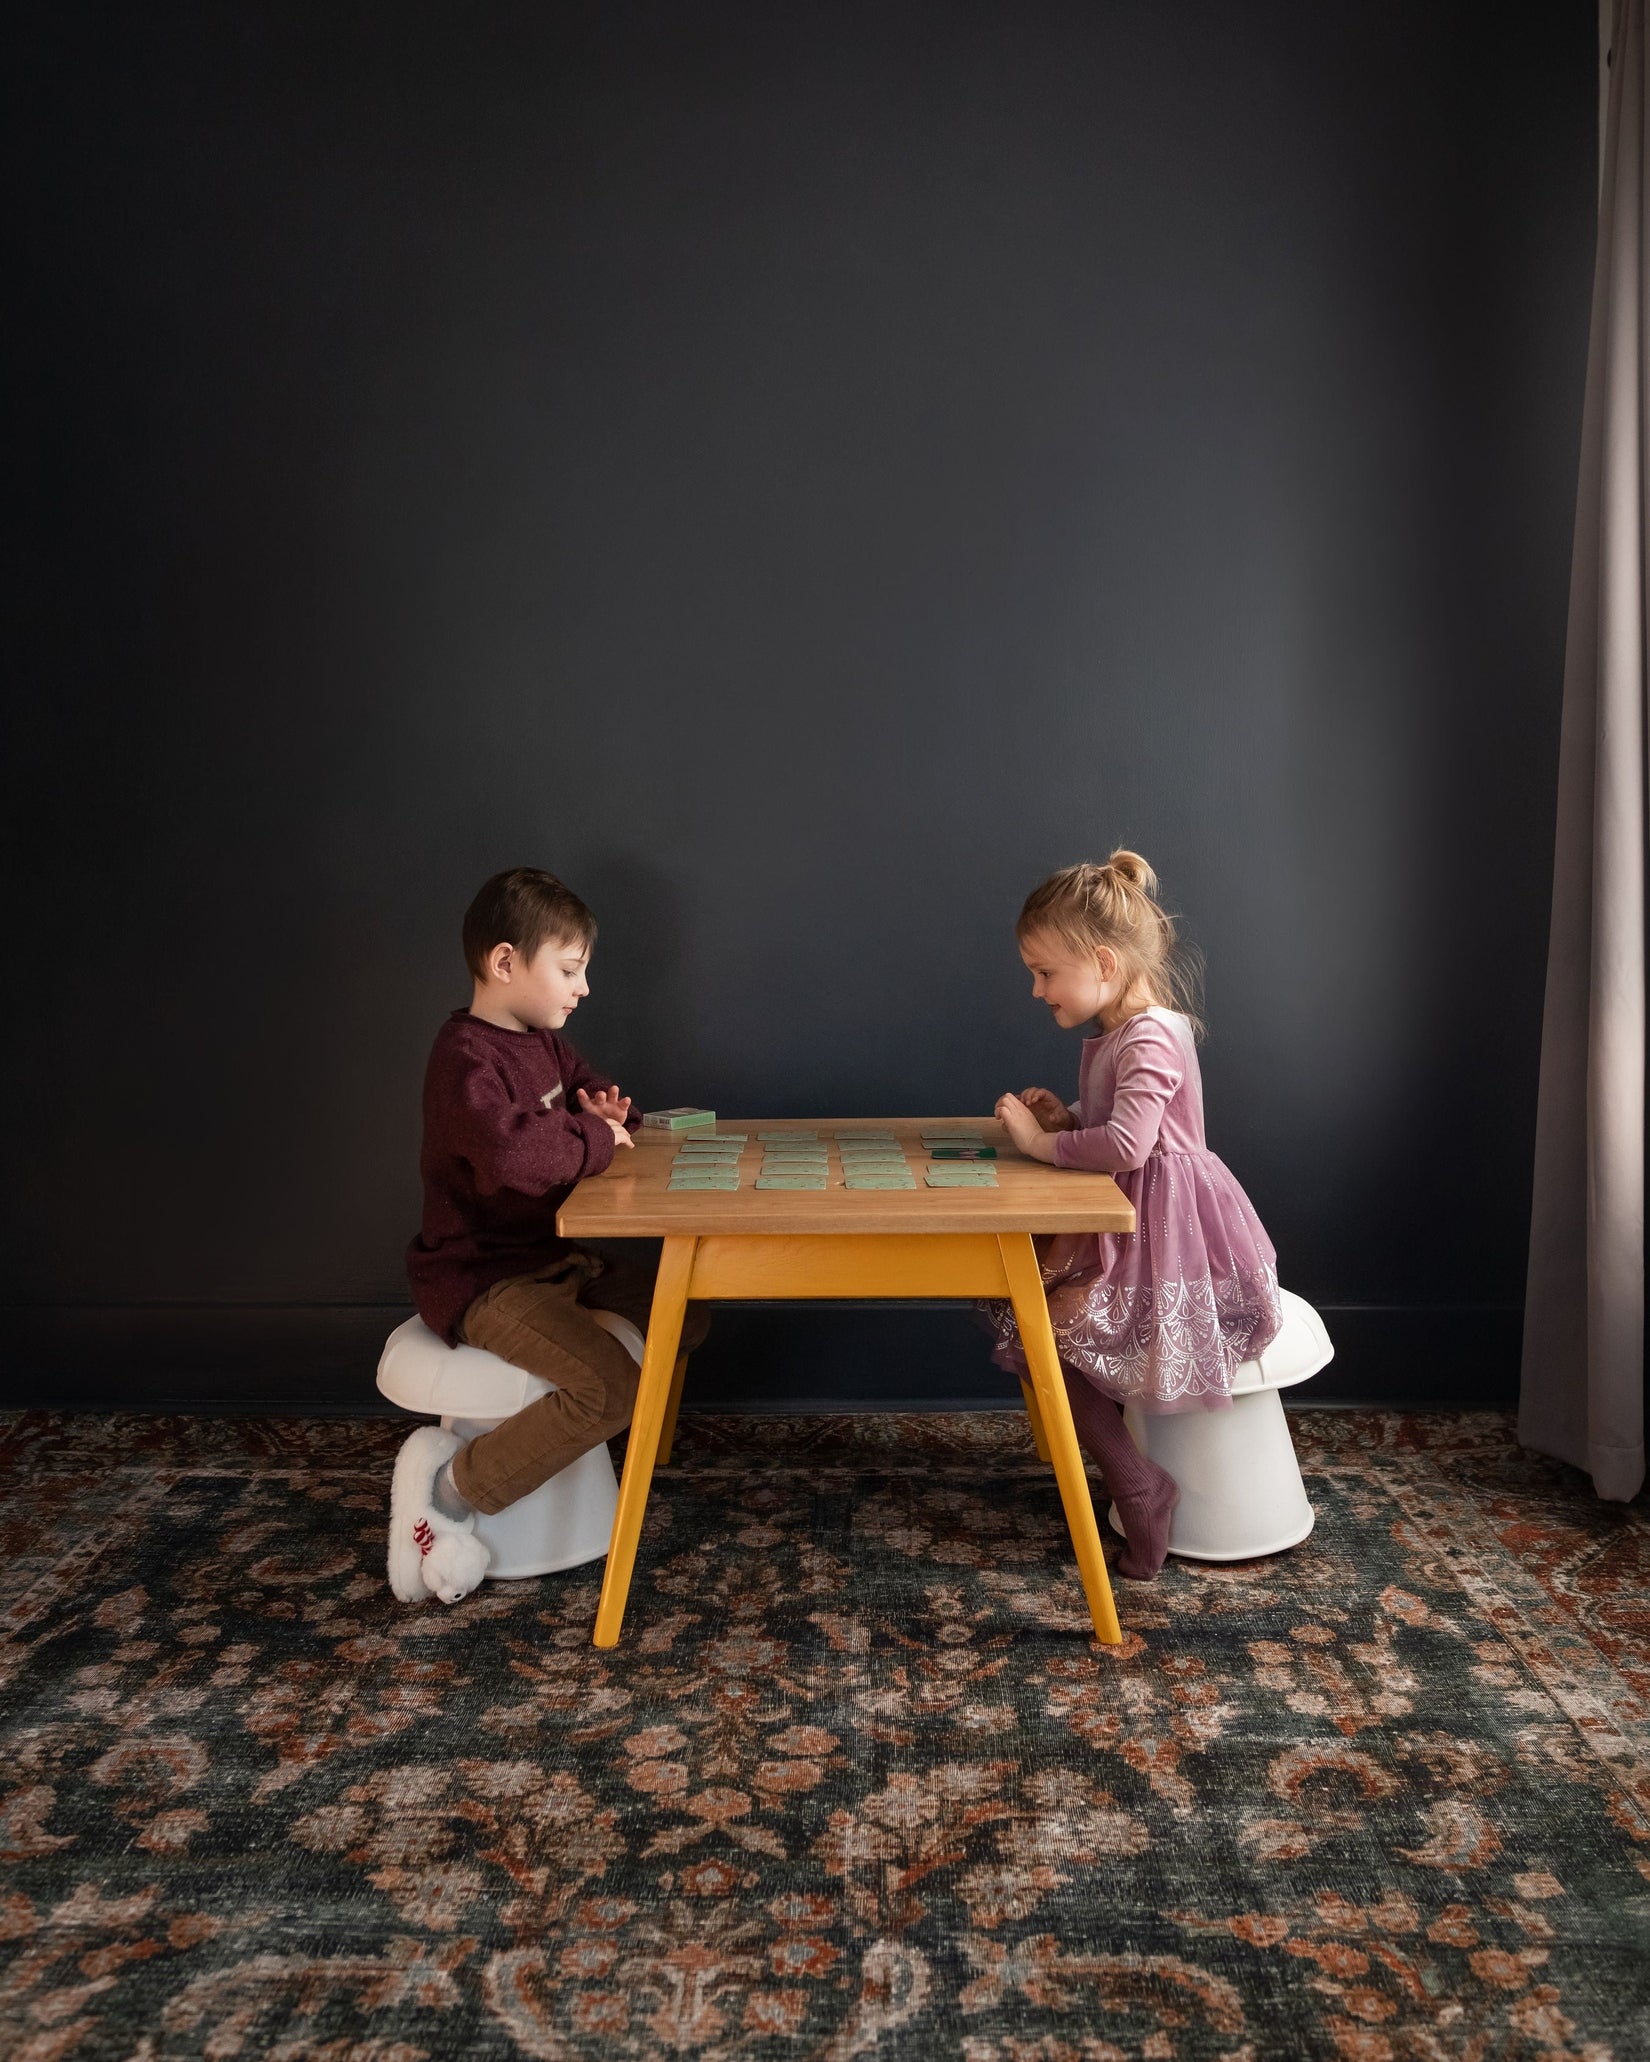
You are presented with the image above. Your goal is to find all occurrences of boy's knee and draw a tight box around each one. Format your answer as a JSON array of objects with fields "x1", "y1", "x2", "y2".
[
  {"x1": 555, "y1": 1331, "x2": 638, "y2": 1434},
  {"x1": 592, "y1": 1347, "x2": 639, "y2": 1430}
]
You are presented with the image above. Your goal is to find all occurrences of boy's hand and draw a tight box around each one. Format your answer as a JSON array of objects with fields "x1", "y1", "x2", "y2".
[
  {"x1": 578, "y1": 1084, "x2": 632, "y2": 1126},
  {"x1": 996, "y1": 1092, "x2": 1058, "y2": 1161},
  {"x1": 1018, "y1": 1086, "x2": 1077, "y2": 1132},
  {"x1": 604, "y1": 1117, "x2": 634, "y2": 1149}
]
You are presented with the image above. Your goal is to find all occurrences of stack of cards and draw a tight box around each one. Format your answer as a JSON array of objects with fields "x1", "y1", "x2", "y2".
[
  {"x1": 756, "y1": 1132, "x2": 828, "y2": 1190},
  {"x1": 837, "y1": 1131, "x2": 915, "y2": 1189},
  {"x1": 644, "y1": 1106, "x2": 717, "y2": 1131},
  {"x1": 667, "y1": 1132, "x2": 746, "y2": 1190}
]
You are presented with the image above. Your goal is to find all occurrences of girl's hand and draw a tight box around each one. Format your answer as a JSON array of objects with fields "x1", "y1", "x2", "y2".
[
  {"x1": 1018, "y1": 1086, "x2": 1076, "y2": 1132},
  {"x1": 579, "y1": 1084, "x2": 632, "y2": 1126},
  {"x1": 604, "y1": 1117, "x2": 634, "y2": 1148},
  {"x1": 996, "y1": 1092, "x2": 1057, "y2": 1160}
]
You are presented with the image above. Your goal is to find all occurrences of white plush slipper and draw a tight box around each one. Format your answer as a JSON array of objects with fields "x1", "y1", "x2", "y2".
[
  {"x1": 419, "y1": 1525, "x2": 491, "y2": 1604},
  {"x1": 387, "y1": 1425, "x2": 490, "y2": 1604}
]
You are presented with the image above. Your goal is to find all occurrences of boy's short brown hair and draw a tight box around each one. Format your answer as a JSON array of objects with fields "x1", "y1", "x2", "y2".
[{"x1": 462, "y1": 868, "x2": 596, "y2": 980}]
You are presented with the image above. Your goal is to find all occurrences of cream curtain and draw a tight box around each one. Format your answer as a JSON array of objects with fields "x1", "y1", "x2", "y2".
[{"x1": 1520, "y1": 0, "x2": 1647, "y2": 1502}]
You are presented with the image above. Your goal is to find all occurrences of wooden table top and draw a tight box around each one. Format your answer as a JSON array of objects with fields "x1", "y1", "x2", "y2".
[{"x1": 557, "y1": 1116, "x2": 1136, "y2": 1238}]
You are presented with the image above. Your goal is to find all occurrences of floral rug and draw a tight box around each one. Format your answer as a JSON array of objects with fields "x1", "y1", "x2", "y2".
[{"x1": 0, "y1": 1409, "x2": 1645, "y2": 2060}]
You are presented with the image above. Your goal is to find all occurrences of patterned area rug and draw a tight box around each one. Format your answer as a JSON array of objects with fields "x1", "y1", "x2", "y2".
[{"x1": 0, "y1": 1409, "x2": 1646, "y2": 2060}]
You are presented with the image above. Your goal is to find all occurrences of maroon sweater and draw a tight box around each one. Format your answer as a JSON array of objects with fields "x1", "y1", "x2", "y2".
[{"x1": 406, "y1": 1011, "x2": 640, "y2": 1343}]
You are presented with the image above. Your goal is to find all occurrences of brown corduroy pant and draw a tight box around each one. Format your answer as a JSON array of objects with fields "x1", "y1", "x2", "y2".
[{"x1": 450, "y1": 1245, "x2": 709, "y2": 1515}]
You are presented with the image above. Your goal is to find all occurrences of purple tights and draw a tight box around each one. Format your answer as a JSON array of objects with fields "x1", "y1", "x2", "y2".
[{"x1": 1060, "y1": 1370, "x2": 1179, "y2": 1580}]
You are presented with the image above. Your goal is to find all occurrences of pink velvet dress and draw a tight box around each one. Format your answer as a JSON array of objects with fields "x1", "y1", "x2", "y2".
[{"x1": 988, "y1": 1007, "x2": 1282, "y2": 1412}]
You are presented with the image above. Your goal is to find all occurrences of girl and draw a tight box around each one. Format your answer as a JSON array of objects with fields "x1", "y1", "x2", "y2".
[{"x1": 989, "y1": 851, "x2": 1282, "y2": 1580}]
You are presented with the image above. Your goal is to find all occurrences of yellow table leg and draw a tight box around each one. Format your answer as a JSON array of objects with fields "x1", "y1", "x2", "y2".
[
  {"x1": 656, "y1": 1353, "x2": 690, "y2": 1466},
  {"x1": 1019, "y1": 1378, "x2": 1052, "y2": 1463},
  {"x1": 593, "y1": 1237, "x2": 696, "y2": 1648},
  {"x1": 998, "y1": 1233, "x2": 1123, "y2": 1644}
]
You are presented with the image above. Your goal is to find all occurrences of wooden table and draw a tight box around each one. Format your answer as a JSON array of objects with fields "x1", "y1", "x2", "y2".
[{"x1": 558, "y1": 1117, "x2": 1137, "y2": 1648}]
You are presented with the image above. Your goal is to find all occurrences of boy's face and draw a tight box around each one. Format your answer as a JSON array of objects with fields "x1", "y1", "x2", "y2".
[{"x1": 476, "y1": 935, "x2": 591, "y2": 1033}]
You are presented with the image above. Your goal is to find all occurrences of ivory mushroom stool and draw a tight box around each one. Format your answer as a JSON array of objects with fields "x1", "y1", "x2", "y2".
[
  {"x1": 376, "y1": 1313, "x2": 635, "y2": 1580},
  {"x1": 1110, "y1": 1289, "x2": 1333, "y2": 1561}
]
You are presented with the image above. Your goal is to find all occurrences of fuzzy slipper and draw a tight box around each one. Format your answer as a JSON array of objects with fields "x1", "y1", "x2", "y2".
[{"x1": 387, "y1": 1425, "x2": 491, "y2": 1604}]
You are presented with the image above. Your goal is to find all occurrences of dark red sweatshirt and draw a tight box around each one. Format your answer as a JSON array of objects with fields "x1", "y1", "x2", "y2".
[{"x1": 406, "y1": 1010, "x2": 640, "y2": 1343}]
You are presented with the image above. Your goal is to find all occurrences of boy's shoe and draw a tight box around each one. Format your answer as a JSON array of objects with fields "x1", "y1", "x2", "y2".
[{"x1": 387, "y1": 1425, "x2": 491, "y2": 1604}]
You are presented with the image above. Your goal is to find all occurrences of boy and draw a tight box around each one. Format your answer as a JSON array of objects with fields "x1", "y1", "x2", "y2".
[{"x1": 389, "y1": 867, "x2": 703, "y2": 1604}]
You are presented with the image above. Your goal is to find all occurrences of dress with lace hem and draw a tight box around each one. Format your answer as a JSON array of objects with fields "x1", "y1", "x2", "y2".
[{"x1": 985, "y1": 1008, "x2": 1282, "y2": 1413}]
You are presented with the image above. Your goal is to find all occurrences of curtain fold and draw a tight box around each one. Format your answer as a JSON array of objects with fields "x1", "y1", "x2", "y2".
[{"x1": 1519, "y1": 0, "x2": 1647, "y2": 1502}]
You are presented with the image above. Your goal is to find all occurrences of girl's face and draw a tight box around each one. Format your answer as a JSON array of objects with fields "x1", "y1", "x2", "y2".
[{"x1": 1019, "y1": 930, "x2": 1126, "y2": 1030}]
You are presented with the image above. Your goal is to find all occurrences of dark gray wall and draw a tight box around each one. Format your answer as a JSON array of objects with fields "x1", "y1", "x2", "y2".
[{"x1": 4, "y1": 2, "x2": 1593, "y2": 1408}]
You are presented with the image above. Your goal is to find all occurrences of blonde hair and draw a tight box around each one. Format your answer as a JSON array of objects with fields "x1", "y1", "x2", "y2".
[{"x1": 1016, "y1": 850, "x2": 1205, "y2": 1039}]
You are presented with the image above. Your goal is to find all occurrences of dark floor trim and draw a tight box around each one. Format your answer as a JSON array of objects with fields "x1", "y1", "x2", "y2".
[{"x1": 0, "y1": 1300, "x2": 1523, "y2": 1414}]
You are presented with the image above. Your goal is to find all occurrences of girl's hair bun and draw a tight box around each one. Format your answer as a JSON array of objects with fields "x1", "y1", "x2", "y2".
[
  {"x1": 1105, "y1": 849, "x2": 1157, "y2": 896},
  {"x1": 1016, "y1": 845, "x2": 1204, "y2": 1037}
]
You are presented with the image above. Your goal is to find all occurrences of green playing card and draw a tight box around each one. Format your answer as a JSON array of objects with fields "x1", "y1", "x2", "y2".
[
  {"x1": 838, "y1": 1144, "x2": 906, "y2": 1158},
  {"x1": 763, "y1": 1149, "x2": 827, "y2": 1163},
  {"x1": 676, "y1": 1145, "x2": 742, "y2": 1159},
  {"x1": 845, "y1": 1173, "x2": 916, "y2": 1189},
  {"x1": 925, "y1": 1166, "x2": 998, "y2": 1187},
  {"x1": 668, "y1": 1175, "x2": 740, "y2": 1190},
  {"x1": 758, "y1": 1131, "x2": 818, "y2": 1141},
  {"x1": 755, "y1": 1175, "x2": 828, "y2": 1190}
]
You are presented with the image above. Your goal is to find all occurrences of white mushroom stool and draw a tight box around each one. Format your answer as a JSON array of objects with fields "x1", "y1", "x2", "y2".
[
  {"x1": 376, "y1": 1313, "x2": 634, "y2": 1580},
  {"x1": 1110, "y1": 1289, "x2": 1333, "y2": 1561}
]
